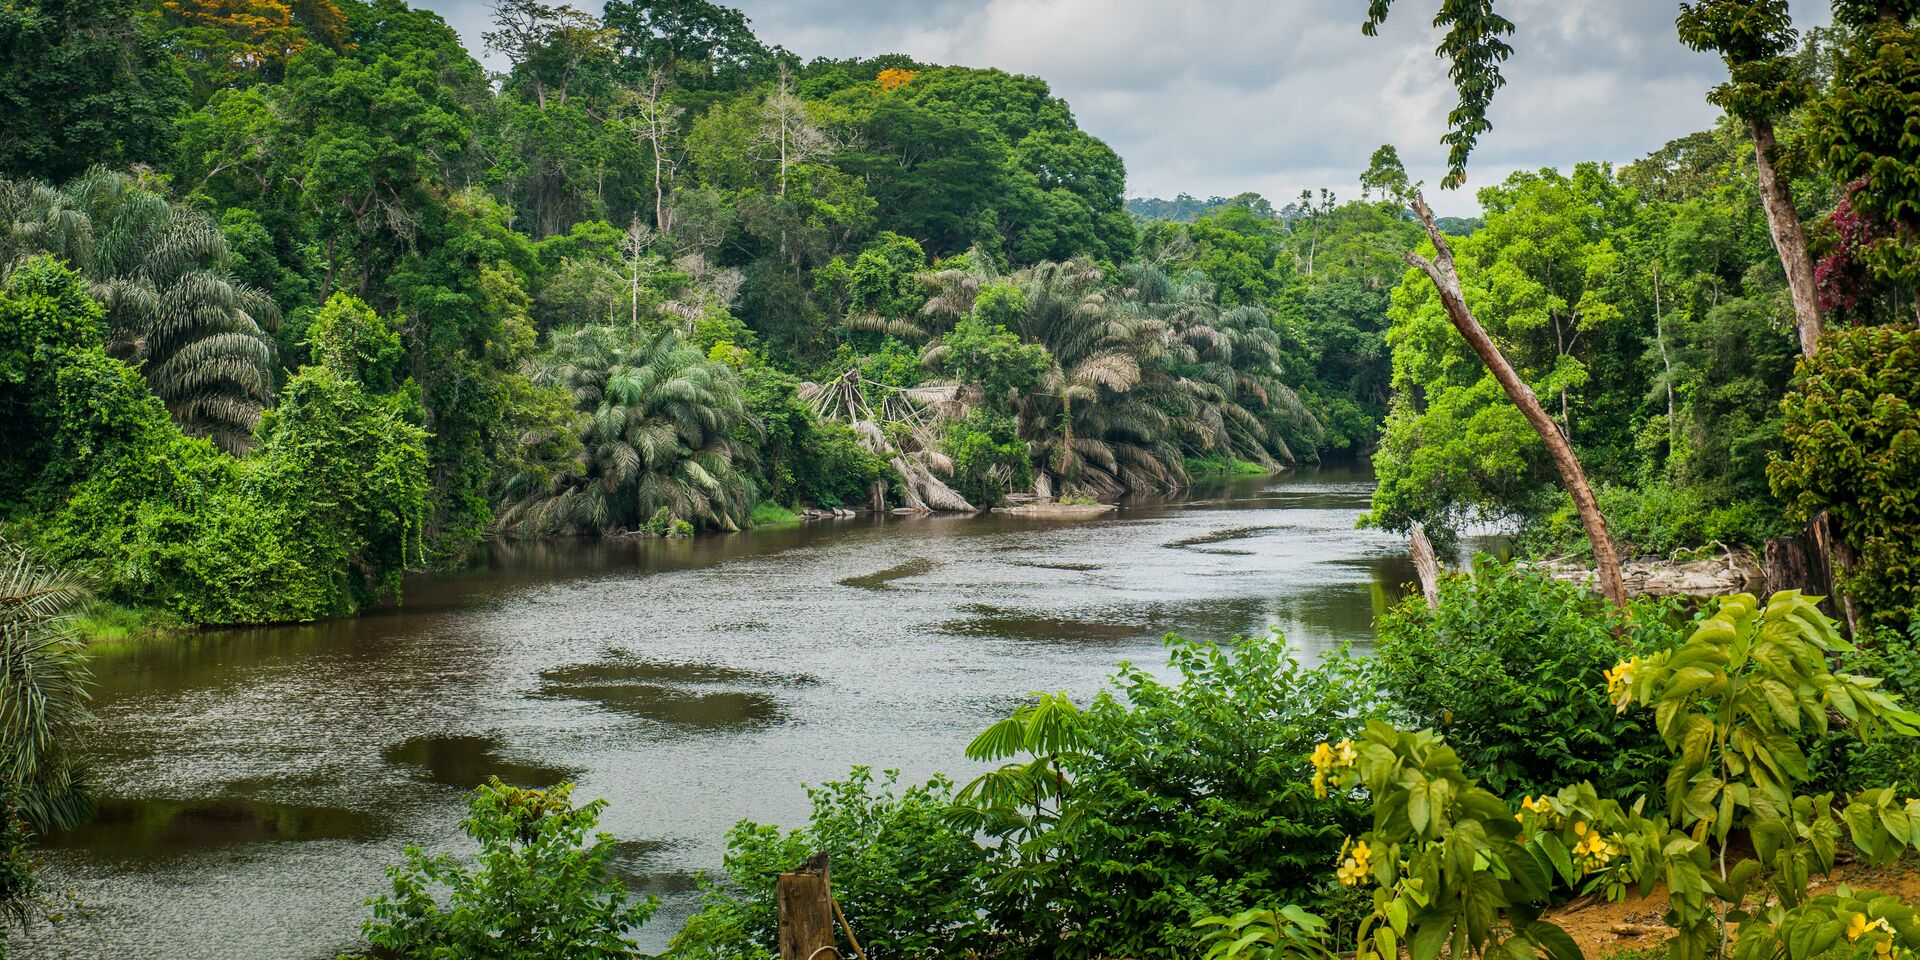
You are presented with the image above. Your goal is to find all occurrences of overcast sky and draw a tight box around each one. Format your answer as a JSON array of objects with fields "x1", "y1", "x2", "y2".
[{"x1": 414, "y1": 0, "x2": 1828, "y2": 217}]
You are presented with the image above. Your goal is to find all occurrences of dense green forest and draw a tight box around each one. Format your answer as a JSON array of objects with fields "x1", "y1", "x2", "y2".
[
  {"x1": 5, "y1": 0, "x2": 1920, "y2": 956},
  {"x1": 0, "y1": 0, "x2": 1434, "y2": 631},
  {"x1": 3, "y1": 0, "x2": 1909, "y2": 632}
]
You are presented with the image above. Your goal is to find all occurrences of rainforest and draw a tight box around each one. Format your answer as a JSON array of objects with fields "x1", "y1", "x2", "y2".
[{"x1": 2, "y1": 0, "x2": 1919, "y2": 958}]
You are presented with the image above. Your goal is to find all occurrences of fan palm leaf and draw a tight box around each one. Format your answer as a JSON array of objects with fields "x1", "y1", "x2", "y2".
[{"x1": 0, "y1": 540, "x2": 94, "y2": 834}]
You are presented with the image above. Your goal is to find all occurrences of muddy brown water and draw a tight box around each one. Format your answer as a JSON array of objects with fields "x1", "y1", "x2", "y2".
[{"x1": 19, "y1": 466, "x2": 1480, "y2": 959}]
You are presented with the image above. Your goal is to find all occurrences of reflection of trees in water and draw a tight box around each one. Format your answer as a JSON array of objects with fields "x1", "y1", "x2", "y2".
[{"x1": 42, "y1": 797, "x2": 379, "y2": 855}]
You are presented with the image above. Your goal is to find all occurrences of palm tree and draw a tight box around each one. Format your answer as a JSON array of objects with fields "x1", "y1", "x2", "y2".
[
  {"x1": 0, "y1": 169, "x2": 278, "y2": 453},
  {"x1": 498, "y1": 324, "x2": 759, "y2": 534},
  {"x1": 1117, "y1": 265, "x2": 1321, "y2": 467},
  {"x1": 0, "y1": 539, "x2": 93, "y2": 835},
  {"x1": 1010, "y1": 258, "x2": 1186, "y2": 499}
]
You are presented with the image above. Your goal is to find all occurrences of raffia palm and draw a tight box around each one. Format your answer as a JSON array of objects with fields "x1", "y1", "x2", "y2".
[
  {"x1": 0, "y1": 539, "x2": 93, "y2": 835},
  {"x1": 0, "y1": 169, "x2": 278, "y2": 453},
  {"x1": 498, "y1": 324, "x2": 759, "y2": 534},
  {"x1": 1008, "y1": 258, "x2": 1186, "y2": 498},
  {"x1": 915, "y1": 258, "x2": 1316, "y2": 498}
]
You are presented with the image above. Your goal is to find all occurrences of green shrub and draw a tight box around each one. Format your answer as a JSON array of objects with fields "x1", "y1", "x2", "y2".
[
  {"x1": 1373, "y1": 560, "x2": 1685, "y2": 802},
  {"x1": 1183, "y1": 455, "x2": 1271, "y2": 478},
  {"x1": 749, "y1": 501, "x2": 800, "y2": 525},
  {"x1": 937, "y1": 309, "x2": 1050, "y2": 408},
  {"x1": 3, "y1": 261, "x2": 430, "y2": 625},
  {"x1": 962, "y1": 635, "x2": 1380, "y2": 960},
  {"x1": 1520, "y1": 484, "x2": 1792, "y2": 558},
  {"x1": 361, "y1": 780, "x2": 653, "y2": 959},
  {"x1": 1770, "y1": 323, "x2": 1920, "y2": 632},
  {"x1": 734, "y1": 363, "x2": 887, "y2": 510},
  {"x1": 943, "y1": 411, "x2": 1031, "y2": 507},
  {"x1": 794, "y1": 421, "x2": 888, "y2": 510},
  {"x1": 1821, "y1": 622, "x2": 1920, "y2": 795},
  {"x1": 672, "y1": 768, "x2": 993, "y2": 960}
]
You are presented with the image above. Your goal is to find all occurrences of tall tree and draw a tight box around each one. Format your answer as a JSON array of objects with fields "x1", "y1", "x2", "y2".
[
  {"x1": 1362, "y1": 147, "x2": 1628, "y2": 608},
  {"x1": 1675, "y1": 0, "x2": 1823, "y2": 355},
  {"x1": 0, "y1": 0, "x2": 186, "y2": 182}
]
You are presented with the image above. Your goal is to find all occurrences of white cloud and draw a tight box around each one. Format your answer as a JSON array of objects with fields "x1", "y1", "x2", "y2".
[{"x1": 414, "y1": 0, "x2": 1829, "y2": 217}]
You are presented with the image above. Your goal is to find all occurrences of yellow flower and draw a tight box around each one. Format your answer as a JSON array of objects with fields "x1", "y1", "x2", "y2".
[
  {"x1": 1309, "y1": 739, "x2": 1358, "y2": 797},
  {"x1": 1605, "y1": 659, "x2": 1640, "y2": 712},
  {"x1": 1335, "y1": 837, "x2": 1373, "y2": 886},
  {"x1": 1847, "y1": 914, "x2": 1893, "y2": 941}
]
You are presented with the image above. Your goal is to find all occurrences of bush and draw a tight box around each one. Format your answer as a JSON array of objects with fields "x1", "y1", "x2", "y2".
[
  {"x1": 672, "y1": 768, "x2": 993, "y2": 960},
  {"x1": 1822, "y1": 622, "x2": 1920, "y2": 795},
  {"x1": 3, "y1": 262, "x2": 430, "y2": 625},
  {"x1": 943, "y1": 412, "x2": 1031, "y2": 507},
  {"x1": 1770, "y1": 323, "x2": 1920, "y2": 632},
  {"x1": 963, "y1": 634, "x2": 1380, "y2": 960},
  {"x1": 736, "y1": 364, "x2": 887, "y2": 510},
  {"x1": 1520, "y1": 483, "x2": 1792, "y2": 558},
  {"x1": 1373, "y1": 560, "x2": 1685, "y2": 802},
  {"x1": 361, "y1": 780, "x2": 653, "y2": 959}
]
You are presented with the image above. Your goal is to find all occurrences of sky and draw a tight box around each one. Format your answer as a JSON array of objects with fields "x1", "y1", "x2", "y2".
[{"x1": 413, "y1": 0, "x2": 1829, "y2": 217}]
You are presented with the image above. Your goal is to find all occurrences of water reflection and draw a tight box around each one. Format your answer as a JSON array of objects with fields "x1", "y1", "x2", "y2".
[
  {"x1": 41, "y1": 798, "x2": 381, "y2": 857},
  {"x1": 383, "y1": 734, "x2": 579, "y2": 789},
  {"x1": 23, "y1": 464, "x2": 1432, "y2": 960}
]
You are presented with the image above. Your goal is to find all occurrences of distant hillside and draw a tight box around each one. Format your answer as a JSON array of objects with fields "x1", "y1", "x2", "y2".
[
  {"x1": 1130, "y1": 192, "x2": 1482, "y2": 234},
  {"x1": 1127, "y1": 193, "x2": 1276, "y2": 223}
]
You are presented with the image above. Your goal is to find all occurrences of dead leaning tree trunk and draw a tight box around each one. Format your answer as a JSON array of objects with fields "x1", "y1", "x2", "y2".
[
  {"x1": 1403, "y1": 192, "x2": 1628, "y2": 610},
  {"x1": 1748, "y1": 117, "x2": 1822, "y2": 359}
]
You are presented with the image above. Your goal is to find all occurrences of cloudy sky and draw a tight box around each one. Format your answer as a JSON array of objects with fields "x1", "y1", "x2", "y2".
[{"x1": 414, "y1": 0, "x2": 1826, "y2": 216}]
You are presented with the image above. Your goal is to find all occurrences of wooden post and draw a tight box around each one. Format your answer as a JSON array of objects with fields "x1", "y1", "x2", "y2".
[{"x1": 778, "y1": 851, "x2": 836, "y2": 960}]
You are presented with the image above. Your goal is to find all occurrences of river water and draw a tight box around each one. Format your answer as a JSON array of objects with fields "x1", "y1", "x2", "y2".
[{"x1": 20, "y1": 466, "x2": 1430, "y2": 959}]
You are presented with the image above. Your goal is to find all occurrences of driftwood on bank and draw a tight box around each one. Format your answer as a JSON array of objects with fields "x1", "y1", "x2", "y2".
[
  {"x1": 1409, "y1": 522, "x2": 1442, "y2": 610},
  {"x1": 1534, "y1": 545, "x2": 1765, "y2": 601}
]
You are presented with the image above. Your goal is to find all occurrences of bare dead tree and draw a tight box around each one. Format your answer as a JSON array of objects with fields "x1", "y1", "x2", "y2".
[{"x1": 1402, "y1": 192, "x2": 1628, "y2": 609}]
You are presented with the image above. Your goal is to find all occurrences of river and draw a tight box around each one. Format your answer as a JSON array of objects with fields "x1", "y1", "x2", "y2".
[{"x1": 20, "y1": 465, "x2": 1437, "y2": 959}]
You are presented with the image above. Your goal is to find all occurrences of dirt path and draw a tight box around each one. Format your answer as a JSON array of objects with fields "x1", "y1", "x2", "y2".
[{"x1": 1550, "y1": 861, "x2": 1920, "y2": 958}]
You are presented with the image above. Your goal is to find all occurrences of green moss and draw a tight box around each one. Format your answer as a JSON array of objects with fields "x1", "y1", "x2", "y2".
[
  {"x1": 750, "y1": 501, "x2": 801, "y2": 526},
  {"x1": 1183, "y1": 455, "x2": 1271, "y2": 478},
  {"x1": 72, "y1": 601, "x2": 183, "y2": 645}
]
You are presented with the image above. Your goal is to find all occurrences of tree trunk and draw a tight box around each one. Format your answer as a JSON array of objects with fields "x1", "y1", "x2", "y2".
[
  {"x1": 1404, "y1": 193, "x2": 1628, "y2": 609},
  {"x1": 1749, "y1": 117, "x2": 1822, "y2": 356},
  {"x1": 778, "y1": 852, "x2": 837, "y2": 960}
]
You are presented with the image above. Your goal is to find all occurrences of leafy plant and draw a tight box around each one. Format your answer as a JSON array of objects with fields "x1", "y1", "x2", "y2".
[
  {"x1": 500, "y1": 323, "x2": 760, "y2": 534},
  {"x1": 0, "y1": 539, "x2": 92, "y2": 836},
  {"x1": 1769, "y1": 324, "x2": 1920, "y2": 633},
  {"x1": 959, "y1": 635, "x2": 1380, "y2": 960},
  {"x1": 1374, "y1": 560, "x2": 1683, "y2": 801},
  {"x1": 1209, "y1": 590, "x2": 1920, "y2": 960},
  {"x1": 361, "y1": 779, "x2": 654, "y2": 959},
  {"x1": 672, "y1": 768, "x2": 993, "y2": 960}
]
